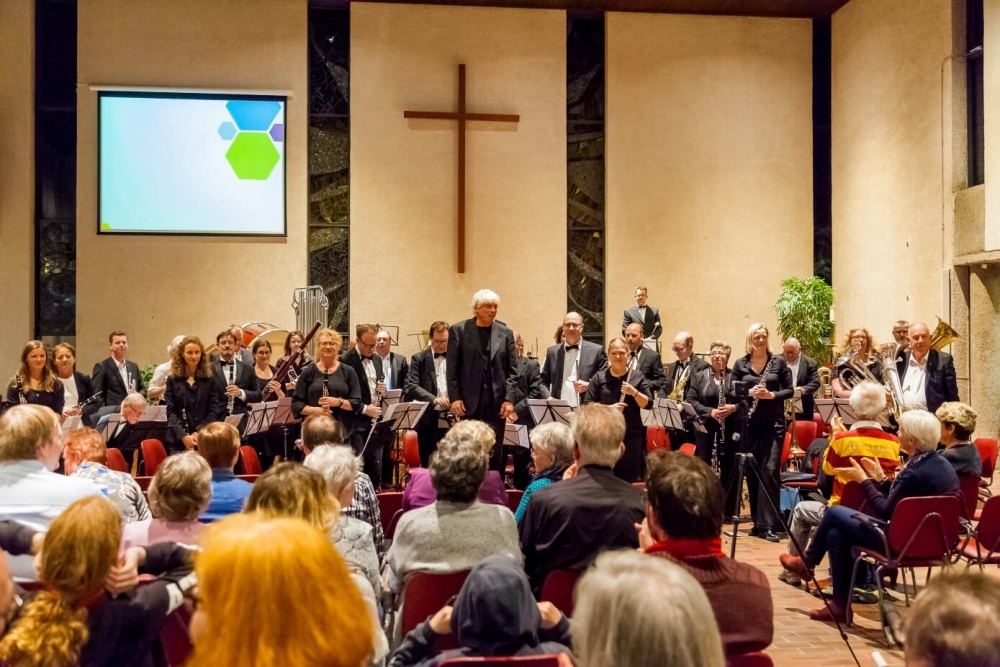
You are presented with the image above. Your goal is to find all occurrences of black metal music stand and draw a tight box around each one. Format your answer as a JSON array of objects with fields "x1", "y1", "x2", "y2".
[
  {"x1": 270, "y1": 398, "x2": 299, "y2": 461},
  {"x1": 527, "y1": 399, "x2": 573, "y2": 426}
]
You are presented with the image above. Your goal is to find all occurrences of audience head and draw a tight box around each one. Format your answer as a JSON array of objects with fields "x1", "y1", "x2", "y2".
[
  {"x1": 300, "y1": 413, "x2": 344, "y2": 454},
  {"x1": 187, "y1": 514, "x2": 373, "y2": 667},
  {"x1": 0, "y1": 497, "x2": 122, "y2": 666},
  {"x1": 148, "y1": 452, "x2": 213, "y2": 522},
  {"x1": 528, "y1": 422, "x2": 573, "y2": 474},
  {"x1": 451, "y1": 555, "x2": 544, "y2": 655},
  {"x1": 904, "y1": 570, "x2": 1000, "y2": 667},
  {"x1": 571, "y1": 403, "x2": 625, "y2": 468},
  {"x1": 898, "y1": 410, "x2": 942, "y2": 456},
  {"x1": 63, "y1": 428, "x2": 108, "y2": 474},
  {"x1": 574, "y1": 550, "x2": 725, "y2": 667},
  {"x1": 936, "y1": 402, "x2": 977, "y2": 445},
  {"x1": 304, "y1": 444, "x2": 360, "y2": 508},
  {"x1": 0, "y1": 404, "x2": 63, "y2": 470},
  {"x1": 645, "y1": 451, "x2": 723, "y2": 541},
  {"x1": 430, "y1": 432, "x2": 489, "y2": 503},
  {"x1": 315, "y1": 328, "x2": 342, "y2": 360},
  {"x1": 197, "y1": 422, "x2": 241, "y2": 471},
  {"x1": 171, "y1": 335, "x2": 210, "y2": 379},
  {"x1": 246, "y1": 462, "x2": 337, "y2": 533},
  {"x1": 745, "y1": 323, "x2": 769, "y2": 355},
  {"x1": 448, "y1": 419, "x2": 497, "y2": 456},
  {"x1": 849, "y1": 381, "x2": 887, "y2": 422},
  {"x1": 18, "y1": 340, "x2": 55, "y2": 390},
  {"x1": 0, "y1": 551, "x2": 15, "y2": 639}
]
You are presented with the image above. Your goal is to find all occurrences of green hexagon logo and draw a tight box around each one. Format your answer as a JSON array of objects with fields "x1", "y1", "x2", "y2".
[{"x1": 225, "y1": 132, "x2": 280, "y2": 180}]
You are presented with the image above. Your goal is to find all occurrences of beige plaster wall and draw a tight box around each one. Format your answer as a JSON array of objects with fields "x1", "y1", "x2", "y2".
[
  {"x1": 351, "y1": 3, "x2": 566, "y2": 358},
  {"x1": 0, "y1": 0, "x2": 34, "y2": 384},
  {"x1": 831, "y1": 0, "x2": 955, "y2": 346},
  {"x1": 76, "y1": 0, "x2": 307, "y2": 369},
  {"x1": 605, "y1": 13, "x2": 813, "y2": 356},
  {"x1": 986, "y1": 0, "x2": 1000, "y2": 250}
]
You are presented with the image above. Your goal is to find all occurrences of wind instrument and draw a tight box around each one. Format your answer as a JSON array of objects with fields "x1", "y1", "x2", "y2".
[
  {"x1": 13, "y1": 374, "x2": 27, "y2": 404},
  {"x1": 77, "y1": 392, "x2": 104, "y2": 412},
  {"x1": 747, "y1": 355, "x2": 776, "y2": 419},
  {"x1": 869, "y1": 346, "x2": 905, "y2": 421},
  {"x1": 713, "y1": 370, "x2": 726, "y2": 474},
  {"x1": 835, "y1": 346, "x2": 882, "y2": 391},
  {"x1": 667, "y1": 363, "x2": 691, "y2": 400},
  {"x1": 930, "y1": 316, "x2": 960, "y2": 351},
  {"x1": 264, "y1": 321, "x2": 321, "y2": 402},
  {"x1": 225, "y1": 367, "x2": 235, "y2": 416},
  {"x1": 784, "y1": 397, "x2": 805, "y2": 459}
]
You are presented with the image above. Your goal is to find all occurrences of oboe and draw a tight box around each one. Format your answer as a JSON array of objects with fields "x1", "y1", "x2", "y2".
[
  {"x1": 13, "y1": 374, "x2": 27, "y2": 404},
  {"x1": 712, "y1": 371, "x2": 725, "y2": 474},
  {"x1": 747, "y1": 355, "x2": 776, "y2": 419}
]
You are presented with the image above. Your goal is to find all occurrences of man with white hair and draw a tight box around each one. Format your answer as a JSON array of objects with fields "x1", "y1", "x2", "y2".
[
  {"x1": 519, "y1": 403, "x2": 645, "y2": 589},
  {"x1": 0, "y1": 404, "x2": 100, "y2": 579},
  {"x1": 782, "y1": 337, "x2": 820, "y2": 420},
  {"x1": 895, "y1": 321, "x2": 959, "y2": 413},
  {"x1": 447, "y1": 289, "x2": 518, "y2": 472},
  {"x1": 147, "y1": 335, "x2": 186, "y2": 402},
  {"x1": 106, "y1": 392, "x2": 149, "y2": 468},
  {"x1": 778, "y1": 381, "x2": 899, "y2": 586}
]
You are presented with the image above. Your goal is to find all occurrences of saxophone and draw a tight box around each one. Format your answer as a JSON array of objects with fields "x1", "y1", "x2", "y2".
[
  {"x1": 667, "y1": 363, "x2": 691, "y2": 400},
  {"x1": 747, "y1": 355, "x2": 776, "y2": 419}
]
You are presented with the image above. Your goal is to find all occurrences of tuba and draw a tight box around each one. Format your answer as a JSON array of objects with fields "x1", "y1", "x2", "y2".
[
  {"x1": 930, "y1": 316, "x2": 960, "y2": 351},
  {"x1": 870, "y1": 345, "x2": 904, "y2": 421},
  {"x1": 835, "y1": 347, "x2": 882, "y2": 391}
]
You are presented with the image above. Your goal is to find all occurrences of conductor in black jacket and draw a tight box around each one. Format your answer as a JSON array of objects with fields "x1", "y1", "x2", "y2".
[
  {"x1": 539, "y1": 312, "x2": 608, "y2": 408},
  {"x1": 210, "y1": 330, "x2": 262, "y2": 424},
  {"x1": 341, "y1": 323, "x2": 386, "y2": 481},
  {"x1": 624, "y1": 323, "x2": 666, "y2": 394},
  {"x1": 621, "y1": 286, "x2": 662, "y2": 339},
  {"x1": 447, "y1": 289, "x2": 518, "y2": 471},
  {"x1": 91, "y1": 331, "x2": 145, "y2": 424},
  {"x1": 782, "y1": 338, "x2": 821, "y2": 419},
  {"x1": 896, "y1": 321, "x2": 960, "y2": 413},
  {"x1": 510, "y1": 331, "x2": 547, "y2": 489},
  {"x1": 404, "y1": 321, "x2": 452, "y2": 466}
]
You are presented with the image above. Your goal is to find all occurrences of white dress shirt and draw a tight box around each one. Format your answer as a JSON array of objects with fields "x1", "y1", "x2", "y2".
[
  {"x1": 377, "y1": 353, "x2": 393, "y2": 390},
  {"x1": 787, "y1": 357, "x2": 801, "y2": 389},
  {"x1": 149, "y1": 360, "x2": 172, "y2": 396},
  {"x1": 561, "y1": 346, "x2": 581, "y2": 408},
  {"x1": 362, "y1": 357, "x2": 378, "y2": 399},
  {"x1": 434, "y1": 354, "x2": 448, "y2": 400},
  {"x1": 900, "y1": 355, "x2": 929, "y2": 410},
  {"x1": 60, "y1": 374, "x2": 79, "y2": 409},
  {"x1": 116, "y1": 358, "x2": 131, "y2": 391}
]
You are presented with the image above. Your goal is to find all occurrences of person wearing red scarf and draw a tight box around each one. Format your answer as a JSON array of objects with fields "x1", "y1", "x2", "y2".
[{"x1": 638, "y1": 451, "x2": 773, "y2": 657}]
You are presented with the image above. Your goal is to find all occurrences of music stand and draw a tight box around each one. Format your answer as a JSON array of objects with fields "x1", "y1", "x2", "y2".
[
  {"x1": 527, "y1": 399, "x2": 573, "y2": 426},
  {"x1": 653, "y1": 398, "x2": 686, "y2": 430},
  {"x1": 680, "y1": 401, "x2": 708, "y2": 434},
  {"x1": 243, "y1": 401, "x2": 277, "y2": 438},
  {"x1": 366, "y1": 401, "x2": 429, "y2": 489},
  {"x1": 815, "y1": 398, "x2": 859, "y2": 427},
  {"x1": 96, "y1": 413, "x2": 124, "y2": 442},
  {"x1": 641, "y1": 405, "x2": 665, "y2": 427},
  {"x1": 139, "y1": 405, "x2": 167, "y2": 422},
  {"x1": 63, "y1": 415, "x2": 84, "y2": 431},
  {"x1": 381, "y1": 389, "x2": 403, "y2": 409},
  {"x1": 270, "y1": 397, "x2": 300, "y2": 461}
]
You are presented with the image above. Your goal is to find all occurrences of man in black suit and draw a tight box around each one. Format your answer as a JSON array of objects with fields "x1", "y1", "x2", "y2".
[
  {"x1": 509, "y1": 331, "x2": 547, "y2": 489},
  {"x1": 624, "y1": 323, "x2": 666, "y2": 395},
  {"x1": 782, "y1": 337, "x2": 821, "y2": 420},
  {"x1": 622, "y1": 286, "x2": 662, "y2": 340},
  {"x1": 375, "y1": 329, "x2": 409, "y2": 484},
  {"x1": 662, "y1": 331, "x2": 711, "y2": 446},
  {"x1": 106, "y1": 392, "x2": 147, "y2": 470},
  {"x1": 540, "y1": 312, "x2": 608, "y2": 408},
  {"x1": 91, "y1": 330, "x2": 144, "y2": 425},
  {"x1": 446, "y1": 289, "x2": 518, "y2": 472},
  {"x1": 211, "y1": 330, "x2": 262, "y2": 423},
  {"x1": 341, "y1": 323, "x2": 386, "y2": 482},
  {"x1": 897, "y1": 322, "x2": 959, "y2": 413},
  {"x1": 404, "y1": 321, "x2": 451, "y2": 467}
]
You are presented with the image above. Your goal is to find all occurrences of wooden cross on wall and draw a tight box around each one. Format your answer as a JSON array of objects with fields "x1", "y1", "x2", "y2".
[{"x1": 404, "y1": 64, "x2": 520, "y2": 273}]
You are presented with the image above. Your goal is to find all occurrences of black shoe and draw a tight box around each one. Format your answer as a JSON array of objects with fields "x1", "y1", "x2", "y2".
[{"x1": 761, "y1": 530, "x2": 781, "y2": 543}]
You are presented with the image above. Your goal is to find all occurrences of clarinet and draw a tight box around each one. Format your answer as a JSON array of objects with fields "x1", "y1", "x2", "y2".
[
  {"x1": 226, "y1": 377, "x2": 235, "y2": 416},
  {"x1": 182, "y1": 407, "x2": 191, "y2": 435},
  {"x1": 13, "y1": 374, "x2": 27, "y2": 404},
  {"x1": 747, "y1": 355, "x2": 776, "y2": 419},
  {"x1": 712, "y1": 371, "x2": 725, "y2": 474}
]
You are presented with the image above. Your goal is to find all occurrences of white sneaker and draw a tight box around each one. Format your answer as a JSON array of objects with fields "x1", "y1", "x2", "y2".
[{"x1": 778, "y1": 568, "x2": 802, "y2": 586}]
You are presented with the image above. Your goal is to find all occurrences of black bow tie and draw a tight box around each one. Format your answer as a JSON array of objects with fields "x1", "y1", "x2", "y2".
[
  {"x1": 221, "y1": 361, "x2": 233, "y2": 367},
  {"x1": 565, "y1": 344, "x2": 579, "y2": 351},
  {"x1": 361, "y1": 355, "x2": 373, "y2": 361},
  {"x1": 434, "y1": 352, "x2": 446, "y2": 359}
]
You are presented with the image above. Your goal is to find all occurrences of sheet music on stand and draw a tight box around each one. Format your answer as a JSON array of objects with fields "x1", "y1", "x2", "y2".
[
  {"x1": 381, "y1": 389, "x2": 403, "y2": 409},
  {"x1": 364, "y1": 401, "x2": 428, "y2": 457},
  {"x1": 681, "y1": 402, "x2": 708, "y2": 433},
  {"x1": 641, "y1": 405, "x2": 665, "y2": 427},
  {"x1": 271, "y1": 397, "x2": 297, "y2": 426},
  {"x1": 527, "y1": 399, "x2": 574, "y2": 426},
  {"x1": 139, "y1": 405, "x2": 167, "y2": 422},
  {"x1": 224, "y1": 414, "x2": 243, "y2": 428},
  {"x1": 243, "y1": 400, "x2": 279, "y2": 438},
  {"x1": 63, "y1": 415, "x2": 84, "y2": 431},
  {"x1": 815, "y1": 398, "x2": 859, "y2": 427},
  {"x1": 642, "y1": 338, "x2": 658, "y2": 352},
  {"x1": 96, "y1": 413, "x2": 124, "y2": 442},
  {"x1": 653, "y1": 398, "x2": 686, "y2": 430},
  {"x1": 503, "y1": 423, "x2": 530, "y2": 449}
]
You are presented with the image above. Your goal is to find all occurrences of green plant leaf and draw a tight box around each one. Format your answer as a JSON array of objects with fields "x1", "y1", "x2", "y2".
[{"x1": 773, "y1": 277, "x2": 835, "y2": 363}]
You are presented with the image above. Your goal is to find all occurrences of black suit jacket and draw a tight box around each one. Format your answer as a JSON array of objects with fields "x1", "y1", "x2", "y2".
[
  {"x1": 539, "y1": 341, "x2": 608, "y2": 400},
  {"x1": 68, "y1": 371, "x2": 100, "y2": 423},
  {"x1": 378, "y1": 352, "x2": 409, "y2": 393},
  {"x1": 622, "y1": 305, "x2": 662, "y2": 339},
  {"x1": 663, "y1": 356, "x2": 711, "y2": 397},
  {"x1": 446, "y1": 319, "x2": 517, "y2": 418},
  {"x1": 164, "y1": 376, "x2": 223, "y2": 449},
  {"x1": 790, "y1": 354, "x2": 821, "y2": 417},
  {"x1": 340, "y1": 348, "x2": 385, "y2": 434},
  {"x1": 629, "y1": 346, "x2": 667, "y2": 395},
  {"x1": 211, "y1": 359, "x2": 262, "y2": 415},
  {"x1": 405, "y1": 348, "x2": 444, "y2": 431},
  {"x1": 106, "y1": 421, "x2": 137, "y2": 454},
  {"x1": 896, "y1": 349, "x2": 959, "y2": 413},
  {"x1": 92, "y1": 357, "x2": 145, "y2": 407},
  {"x1": 512, "y1": 356, "x2": 547, "y2": 425}
]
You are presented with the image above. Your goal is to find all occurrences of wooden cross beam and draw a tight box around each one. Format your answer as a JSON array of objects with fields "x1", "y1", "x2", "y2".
[{"x1": 404, "y1": 64, "x2": 520, "y2": 273}]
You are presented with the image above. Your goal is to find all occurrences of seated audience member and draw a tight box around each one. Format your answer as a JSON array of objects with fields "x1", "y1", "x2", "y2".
[
  {"x1": 518, "y1": 404, "x2": 644, "y2": 588},
  {"x1": 245, "y1": 462, "x2": 388, "y2": 663},
  {"x1": 64, "y1": 427, "x2": 150, "y2": 523},
  {"x1": 514, "y1": 422, "x2": 574, "y2": 524},
  {"x1": 574, "y1": 550, "x2": 726, "y2": 667},
  {"x1": 402, "y1": 420, "x2": 509, "y2": 511},
  {"x1": 0, "y1": 404, "x2": 99, "y2": 579},
  {"x1": 122, "y1": 452, "x2": 212, "y2": 548},
  {"x1": 385, "y1": 433, "x2": 521, "y2": 594},
  {"x1": 780, "y1": 382, "x2": 900, "y2": 586},
  {"x1": 904, "y1": 570, "x2": 1000, "y2": 667},
  {"x1": 389, "y1": 555, "x2": 572, "y2": 667},
  {"x1": 0, "y1": 496, "x2": 196, "y2": 667},
  {"x1": 186, "y1": 514, "x2": 375, "y2": 667},
  {"x1": 198, "y1": 422, "x2": 253, "y2": 522},
  {"x1": 639, "y1": 451, "x2": 772, "y2": 656},
  {"x1": 0, "y1": 521, "x2": 43, "y2": 640},
  {"x1": 936, "y1": 402, "x2": 983, "y2": 478},
  {"x1": 301, "y1": 414, "x2": 383, "y2": 559},
  {"x1": 781, "y1": 410, "x2": 960, "y2": 622}
]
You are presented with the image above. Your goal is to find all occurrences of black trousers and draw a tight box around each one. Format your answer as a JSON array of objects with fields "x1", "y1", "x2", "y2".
[
  {"x1": 416, "y1": 422, "x2": 447, "y2": 468},
  {"x1": 694, "y1": 426, "x2": 738, "y2": 517},
  {"x1": 745, "y1": 416, "x2": 784, "y2": 532},
  {"x1": 468, "y1": 386, "x2": 505, "y2": 473},
  {"x1": 613, "y1": 429, "x2": 646, "y2": 483}
]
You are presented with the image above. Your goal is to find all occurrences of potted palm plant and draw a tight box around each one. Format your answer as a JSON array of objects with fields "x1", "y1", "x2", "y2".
[{"x1": 773, "y1": 277, "x2": 835, "y2": 364}]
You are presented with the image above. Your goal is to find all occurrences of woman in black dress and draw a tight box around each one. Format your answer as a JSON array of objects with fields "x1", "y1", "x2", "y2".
[
  {"x1": 292, "y1": 328, "x2": 362, "y2": 451},
  {"x1": 7, "y1": 341, "x2": 64, "y2": 416},
  {"x1": 52, "y1": 342, "x2": 97, "y2": 423},
  {"x1": 279, "y1": 330, "x2": 314, "y2": 393},
  {"x1": 250, "y1": 338, "x2": 284, "y2": 467},
  {"x1": 583, "y1": 337, "x2": 652, "y2": 482},
  {"x1": 164, "y1": 336, "x2": 223, "y2": 453},
  {"x1": 731, "y1": 323, "x2": 793, "y2": 542}
]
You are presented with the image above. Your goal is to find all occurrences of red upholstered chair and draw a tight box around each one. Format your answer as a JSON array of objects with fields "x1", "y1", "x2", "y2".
[
  {"x1": 105, "y1": 447, "x2": 129, "y2": 473},
  {"x1": 679, "y1": 443, "x2": 696, "y2": 456},
  {"x1": 140, "y1": 439, "x2": 167, "y2": 476},
  {"x1": 847, "y1": 495, "x2": 962, "y2": 640},
  {"x1": 726, "y1": 653, "x2": 774, "y2": 667},
  {"x1": 959, "y1": 475, "x2": 981, "y2": 521},
  {"x1": 439, "y1": 655, "x2": 573, "y2": 667},
  {"x1": 506, "y1": 490, "x2": 524, "y2": 514},
  {"x1": 135, "y1": 476, "x2": 153, "y2": 492},
  {"x1": 960, "y1": 495, "x2": 1000, "y2": 570},
  {"x1": 378, "y1": 492, "x2": 404, "y2": 534},
  {"x1": 385, "y1": 509, "x2": 405, "y2": 542},
  {"x1": 812, "y1": 413, "x2": 830, "y2": 438},
  {"x1": 403, "y1": 430, "x2": 422, "y2": 468},
  {"x1": 646, "y1": 426, "x2": 670, "y2": 452},
  {"x1": 400, "y1": 570, "x2": 471, "y2": 650},
  {"x1": 539, "y1": 568, "x2": 580, "y2": 617},
  {"x1": 155, "y1": 606, "x2": 193, "y2": 667},
  {"x1": 975, "y1": 437, "x2": 998, "y2": 488},
  {"x1": 238, "y1": 445, "x2": 262, "y2": 475}
]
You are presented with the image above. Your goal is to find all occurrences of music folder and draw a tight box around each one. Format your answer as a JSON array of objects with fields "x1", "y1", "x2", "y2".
[
  {"x1": 362, "y1": 401, "x2": 428, "y2": 457},
  {"x1": 653, "y1": 398, "x2": 686, "y2": 430},
  {"x1": 271, "y1": 397, "x2": 298, "y2": 426},
  {"x1": 815, "y1": 398, "x2": 858, "y2": 427},
  {"x1": 503, "y1": 423, "x2": 530, "y2": 449},
  {"x1": 527, "y1": 399, "x2": 574, "y2": 426},
  {"x1": 139, "y1": 405, "x2": 167, "y2": 422}
]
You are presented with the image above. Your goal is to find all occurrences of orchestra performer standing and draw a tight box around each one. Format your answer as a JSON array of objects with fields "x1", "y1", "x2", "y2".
[
  {"x1": 896, "y1": 321, "x2": 960, "y2": 413},
  {"x1": 782, "y1": 338, "x2": 820, "y2": 420},
  {"x1": 340, "y1": 324, "x2": 386, "y2": 483},
  {"x1": 7, "y1": 341, "x2": 64, "y2": 415},
  {"x1": 211, "y1": 330, "x2": 262, "y2": 424},
  {"x1": 539, "y1": 312, "x2": 607, "y2": 408},
  {"x1": 404, "y1": 321, "x2": 451, "y2": 467},
  {"x1": 164, "y1": 336, "x2": 223, "y2": 453},
  {"x1": 622, "y1": 286, "x2": 662, "y2": 340},
  {"x1": 92, "y1": 331, "x2": 144, "y2": 421},
  {"x1": 624, "y1": 323, "x2": 666, "y2": 394},
  {"x1": 52, "y1": 342, "x2": 96, "y2": 422}
]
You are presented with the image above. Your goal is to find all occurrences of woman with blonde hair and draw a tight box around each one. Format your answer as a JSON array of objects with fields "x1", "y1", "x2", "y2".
[
  {"x1": 292, "y1": 328, "x2": 363, "y2": 452},
  {"x1": 0, "y1": 496, "x2": 196, "y2": 667},
  {"x1": 6, "y1": 340, "x2": 64, "y2": 415},
  {"x1": 573, "y1": 550, "x2": 725, "y2": 667},
  {"x1": 52, "y1": 342, "x2": 97, "y2": 421},
  {"x1": 936, "y1": 401, "x2": 982, "y2": 478},
  {"x1": 187, "y1": 514, "x2": 374, "y2": 667},
  {"x1": 831, "y1": 327, "x2": 882, "y2": 398}
]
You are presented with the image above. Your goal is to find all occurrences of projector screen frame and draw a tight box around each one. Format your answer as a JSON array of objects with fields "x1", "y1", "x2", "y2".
[{"x1": 96, "y1": 89, "x2": 289, "y2": 238}]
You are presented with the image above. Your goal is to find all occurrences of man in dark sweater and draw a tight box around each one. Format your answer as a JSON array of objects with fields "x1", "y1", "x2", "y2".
[{"x1": 638, "y1": 450, "x2": 773, "y2": 656}]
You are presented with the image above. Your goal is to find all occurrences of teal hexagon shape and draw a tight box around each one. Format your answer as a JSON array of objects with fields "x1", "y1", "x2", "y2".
[{"x1": 225, "y1": 132, "x2": 280, "y2": 180}]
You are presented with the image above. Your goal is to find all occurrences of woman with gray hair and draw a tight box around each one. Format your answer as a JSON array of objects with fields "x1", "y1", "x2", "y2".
[
  {"x1": 573, "y1": 550, "x2": 725, "y2": 667},
  {"x1": 936, "y1": 402, "x2": 982, "y2": 478},
  {"x1": 304, "y1": 444, "x2": 381, "y2": 598},
  {"x1": 781, "y1": 409, "x2": 961, "y2": 622},
  {"x1": 122, "y1": 451, "x2": 212, "y2": 548},
  {"x1": 513, "y1": 422, "x2": 573, "y2": 524}
]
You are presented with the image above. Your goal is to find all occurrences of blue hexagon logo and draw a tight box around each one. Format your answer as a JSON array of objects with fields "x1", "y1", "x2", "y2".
[
  {"x1": 226, "y1": 100, "x2": 281, "y2": 131},
  {"x1": 217, "y1": 121, "x2": 237, "y2": 140}
]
